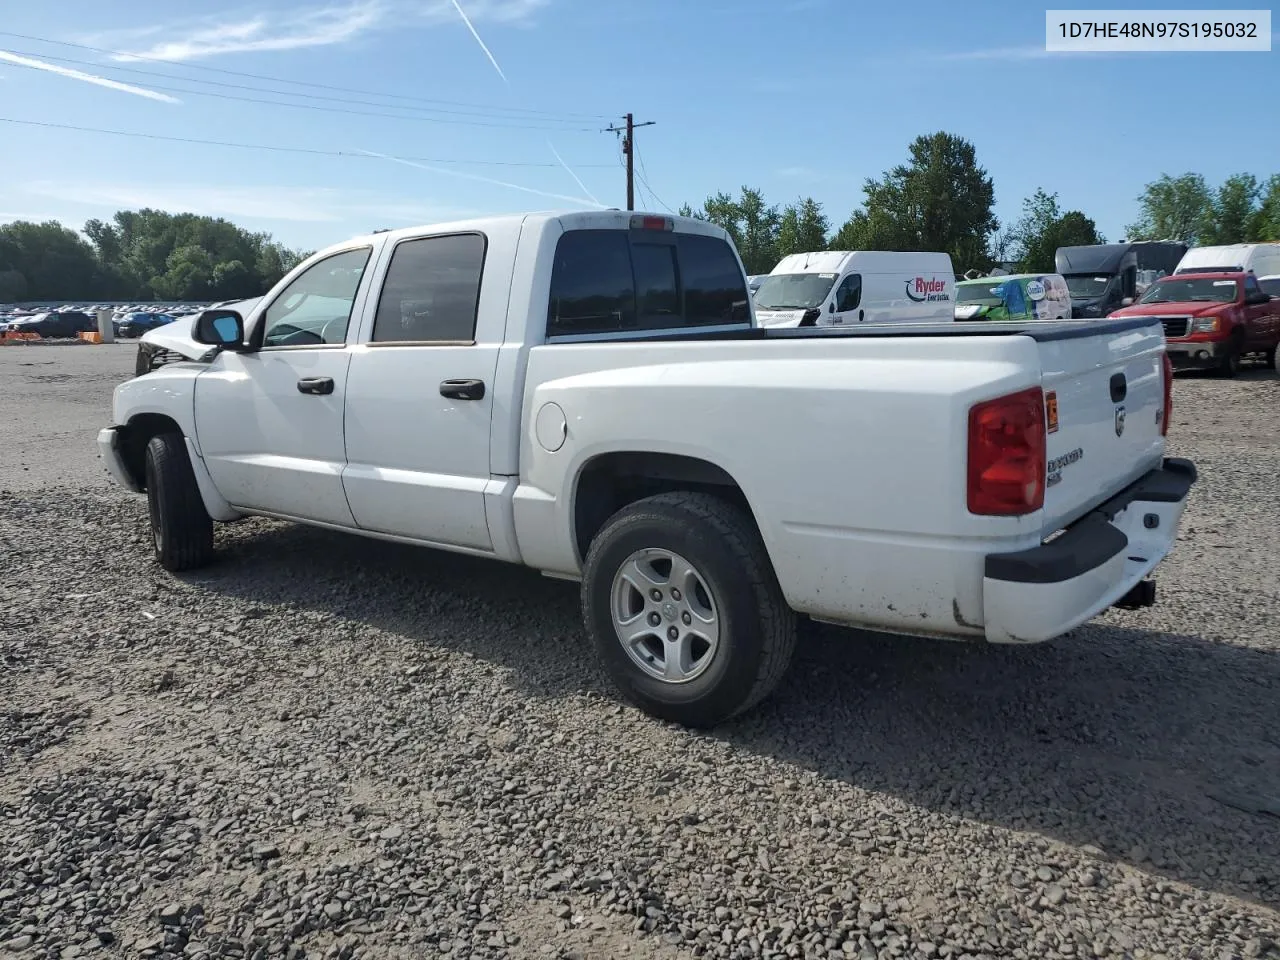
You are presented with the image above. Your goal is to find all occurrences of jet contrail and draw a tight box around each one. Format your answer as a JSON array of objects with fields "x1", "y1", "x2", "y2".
[
  {"x1": 0, "y1": 50, "x2": 180, "y2": 103},
  {"x1": 547, "y1": 140, "x2": 600, "y2": 206},
  {"x1": 358, "y1": 149, "x2": 607, "y2": 208},
  {"x1": 448, "y1": 0, "x2": 508, "y2": 84}
]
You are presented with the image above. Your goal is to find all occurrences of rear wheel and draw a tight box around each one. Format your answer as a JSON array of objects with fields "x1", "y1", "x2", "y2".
[
  {"x1": 581, "y1": 492, "x2": 797, "y2": 728},
  {"x1": 1266, "y1": 345, "x2": 1278, "y2": 371},
  {"x1": 144, "y1": 433, "x2": 214, "y2": 572}
]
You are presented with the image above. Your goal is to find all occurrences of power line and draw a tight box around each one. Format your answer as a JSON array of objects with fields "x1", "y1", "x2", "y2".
[
  {"x1": 0, "y1": 46, "x2": 598, "y2": 125},
  {"x1": 0, "y1": 31, "x2": 611, "y2": 120},
  {"x1": 0, "y1": 116, "x2": 616, "y2": 167},
  {"x1": 1, "y1": 60, "x2": 596, "y2": 131},
  {"x1": 634, "y1": 143, "x2": 674, "y2": 214}
]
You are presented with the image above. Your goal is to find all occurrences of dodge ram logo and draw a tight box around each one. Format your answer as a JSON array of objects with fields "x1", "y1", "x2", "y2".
[{"x1": 1114, "y1": 405, "x2": 1126, "y2": 437}]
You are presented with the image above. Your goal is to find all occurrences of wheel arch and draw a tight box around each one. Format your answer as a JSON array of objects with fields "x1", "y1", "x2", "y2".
[
  {"x1": 119, "y1": 412, "x2": 186, "y2": 490},
  {"x1": 571, "y1": 450, "x2": 767, "y2": 566}
]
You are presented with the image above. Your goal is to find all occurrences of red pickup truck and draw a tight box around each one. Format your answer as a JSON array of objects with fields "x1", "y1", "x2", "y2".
[{"x1": 1109, "y1": 270, "x2": 1280, "y2": 376}]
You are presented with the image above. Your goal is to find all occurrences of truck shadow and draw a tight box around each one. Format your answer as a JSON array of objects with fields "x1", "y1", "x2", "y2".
[{"x1": 192, "y1": 519, "x2": 1280, "y2": 913}]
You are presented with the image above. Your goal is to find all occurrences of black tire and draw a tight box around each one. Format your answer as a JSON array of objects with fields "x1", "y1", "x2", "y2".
[
  {"x1": 1266, "y1": 345, "x2": 1278, "y2": 370},
  {"x1": 1217, "y1": 339, "x2": 1242, "y2": 378},
  {"x1": 581, "y1": 491, "x2": 797, "y2": 728},
  {"x1": 144, "y1": 432, "x2": 214, "y2": 572}
]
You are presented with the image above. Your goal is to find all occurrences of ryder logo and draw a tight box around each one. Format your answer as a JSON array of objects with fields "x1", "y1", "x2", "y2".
[{"x1": 904, "y1": 276, "x2": 951, "y2": 303}]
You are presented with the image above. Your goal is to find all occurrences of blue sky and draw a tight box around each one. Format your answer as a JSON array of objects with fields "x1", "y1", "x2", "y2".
[{"x1": 1, "y1": 0, "x2": 1277, "y2": 253}]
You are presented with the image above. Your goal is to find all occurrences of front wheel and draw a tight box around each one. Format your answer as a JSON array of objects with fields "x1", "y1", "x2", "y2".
[
  {"x1": 581, "y1": 492, "x2": 797, "y2": 728},
  {"x1": 1217, "y1": 342, "x2": 1242, "y2": 378},
  {"x1": 144, "y1": 433, "x2": 214, "y2": 572}
]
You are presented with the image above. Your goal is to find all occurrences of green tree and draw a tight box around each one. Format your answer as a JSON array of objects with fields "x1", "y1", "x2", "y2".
[
  {"x1": 1008, "y1": 189, "x2": 1104, "y2": 272},
  {"x1": 0, "y1": 220, "x2": 102, "y2": 300},
  {"x1": 830, "y1": 131, "x2": 998, "y2": 272},
  {"x1": 1124, "y1": 173, "x2": 1213, "y2": 245},
  {"x1": 776, "y1": 198, "x2": 830, "y2": 257},
  {"x1": 682, "y1": 187, "x2": 781, "y2": 273},
  {"x1": 1253, "y1": 175, "x2": 1280, "y2": 241},
  {"x1": 1205, "y1": 173, "x2": 1260, "y2": 244}
]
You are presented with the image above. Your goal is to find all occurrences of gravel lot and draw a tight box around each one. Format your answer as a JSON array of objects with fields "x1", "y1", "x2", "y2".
[{"x1": 1, "y1": 345, "x2": 1278, "y2": 960}]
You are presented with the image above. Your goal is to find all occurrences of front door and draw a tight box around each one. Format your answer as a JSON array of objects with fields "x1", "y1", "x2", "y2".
[
  {"x1": 830, "y1": 273, "x2": 862, "y2": 324},
  {"x1": 193, "y1": 244, "x2": 378, "y2": 526},
  {"x1": 341, "y1": 231, "x2": 499, "y2": 551}
]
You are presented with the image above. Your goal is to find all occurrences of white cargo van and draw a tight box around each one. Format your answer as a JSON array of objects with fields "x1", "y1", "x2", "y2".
[
  {"x1": 753, "y1": 250, "x2": 955, "y2": 327},
  {"x1": 1174, "y1": 243, "x2": 1280, "y2": 278}
]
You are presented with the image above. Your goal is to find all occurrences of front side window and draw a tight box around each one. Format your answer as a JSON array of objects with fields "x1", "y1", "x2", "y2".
[
  {"x1": 372, "y1": 233, "x2": 486, "y2": 343},
  {"x1": 835, "y1": 274, "x2": 862, "y2": 312},
  {"x1": 262, "y1": 247, "x2": 372, "y2": 348}
]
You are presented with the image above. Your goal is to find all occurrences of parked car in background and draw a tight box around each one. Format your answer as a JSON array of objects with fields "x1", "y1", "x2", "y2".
[
  {"x1": 1109, "y1": 270, "x2": 1280, "y2": 375},
  {"x1": 1173, "y1": 243, "x2": 1280, "y2": 279},
  {"x1": 954, "y1": 273, "x2": 1071, "y2": 322},
  {"x1": 134, "y1": 298, "x2": 262, "y2": 375},
  {"x1": 746, "y1": 274, "x2": 767, "y2": 296},
  {"x1": 3, "y1": 311, "x2": 96, "y2": 338},
  {"x1": 100, "y1": 210, "x2": 1194, "y2": 726},
  {"x1": 753, "y1": 250, "x2": 955, "y2": 327},
  {"x1": 1055, "y1": 241, "x2": 1187, "y2": 319},
  {"x1": 1258, "y1": 274, "x2": 1280, "y2": 298},
  {"x1": 116, "y1": 312, "x2": 175, "y2": 338}
]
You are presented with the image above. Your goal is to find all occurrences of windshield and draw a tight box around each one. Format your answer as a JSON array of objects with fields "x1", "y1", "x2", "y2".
[
  {"x1": 956, "y1": 284, "x2": 1006, "y2": 305},
  {"x1": 1064, "y1": 275, "x2": 1110, "y2": 299},
  {"x1": 753, "y1": 273, "x2": 837, "y2": 310},
  {"x1": 1140, "y1": 277, "x2": 1238, "y2": 304}
]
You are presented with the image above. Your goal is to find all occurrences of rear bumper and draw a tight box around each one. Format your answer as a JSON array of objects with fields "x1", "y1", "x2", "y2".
[
  {"x1": 97, "y1": 426, "x2": 141, "y2": 492},
  {"x1": 982, "y1": 457, "x2": 1197, "y2": 644},
  {"x1": 1166, "y1": 339, "x2": 1226, "y2": 368}
]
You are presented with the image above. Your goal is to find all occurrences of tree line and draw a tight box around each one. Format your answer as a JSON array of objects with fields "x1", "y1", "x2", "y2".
[
  {"x1": 5, "y1": 131, "x2": 1280, "y2": 301},
  {"x1": 0, "y1": 210, "x2": 309, "y2": 303},
  {"x1": 677, "y1": 131, "x2": 1280, "y2": 277}
]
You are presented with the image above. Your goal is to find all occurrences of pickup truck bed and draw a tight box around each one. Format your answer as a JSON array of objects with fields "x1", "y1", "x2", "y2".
[{"x1": 99, "y1": 210, "x2": 1196, "y2": 727}]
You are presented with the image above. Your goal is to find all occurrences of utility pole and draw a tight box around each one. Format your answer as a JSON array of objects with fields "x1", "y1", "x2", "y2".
[{"x1": 604, "y1": 113, "x2": 655, "y2": 211}]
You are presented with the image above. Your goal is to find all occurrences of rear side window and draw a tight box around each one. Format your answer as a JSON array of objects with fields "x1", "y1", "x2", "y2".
[
  {"x1": 547, "y1": 228, "x2": 749, "y2": 337},
  {"x1": 372, "y1": 233, "x2": 486, "y2": 343}
]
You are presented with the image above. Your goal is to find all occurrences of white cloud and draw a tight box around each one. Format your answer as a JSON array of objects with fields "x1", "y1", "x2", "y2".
[
  {"x1": 93, "y1": 0, "x2": 547, "y2": 64},
  {"x1": 20, "y1": 180, "x2": 477, "y2": 225},
  {"x1": 0, "y1": 50, "x2": 180, "y2": 103}
]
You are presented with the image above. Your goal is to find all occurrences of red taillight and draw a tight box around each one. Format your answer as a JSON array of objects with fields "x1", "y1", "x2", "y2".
[
  {"x1": 967, "y1": 386, "x2": 1047, "y2": 516},
  {"x1": 1160, "y1": 350, "x2": 1173, "y2": 436}
]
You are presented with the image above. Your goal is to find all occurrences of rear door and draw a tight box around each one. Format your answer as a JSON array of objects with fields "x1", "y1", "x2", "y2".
[
  {"x1": 340, "y1": 229, "x2": 505, "y2": 551},
  {"x1": 1037, "y1": 320, "x2": 1167, "y2": 534}
]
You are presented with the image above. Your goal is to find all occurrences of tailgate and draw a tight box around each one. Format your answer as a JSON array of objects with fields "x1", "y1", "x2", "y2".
[{"x1": 1037, "y1": 319, "x2": 1167, "y2": 534}]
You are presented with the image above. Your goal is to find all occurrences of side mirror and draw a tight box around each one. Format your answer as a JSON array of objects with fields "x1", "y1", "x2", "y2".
[
  {"x1": 827, "y1": 301, "x2": 836, "y2": 314},
  {"x1": 1246, "y1": 291, "x2": 1271, "y2": 305},
  {"x1": 1121, "y1": 297, "x2": 1134, "y2": 307},
  {"x1": 193, "y1": 308, "x2": 246, "y2": 348}
]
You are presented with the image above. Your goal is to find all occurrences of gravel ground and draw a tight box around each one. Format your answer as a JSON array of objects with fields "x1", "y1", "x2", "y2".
[{"x1": 1, "y1": 347, "x2": 1278, "y2": 960}]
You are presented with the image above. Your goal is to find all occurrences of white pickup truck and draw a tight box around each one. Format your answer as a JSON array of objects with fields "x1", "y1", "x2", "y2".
[{"x1": 99, "y1": 210, "x2": 1197, "y2": 727}]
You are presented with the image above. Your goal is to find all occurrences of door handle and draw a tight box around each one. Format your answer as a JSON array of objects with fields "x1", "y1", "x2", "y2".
[
  {"x1": 440, "y1": 378, "x2": 486, "y2": 401},
  {"x1": 297, "y1": 377, "x2": 335, "y2": 396}
]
